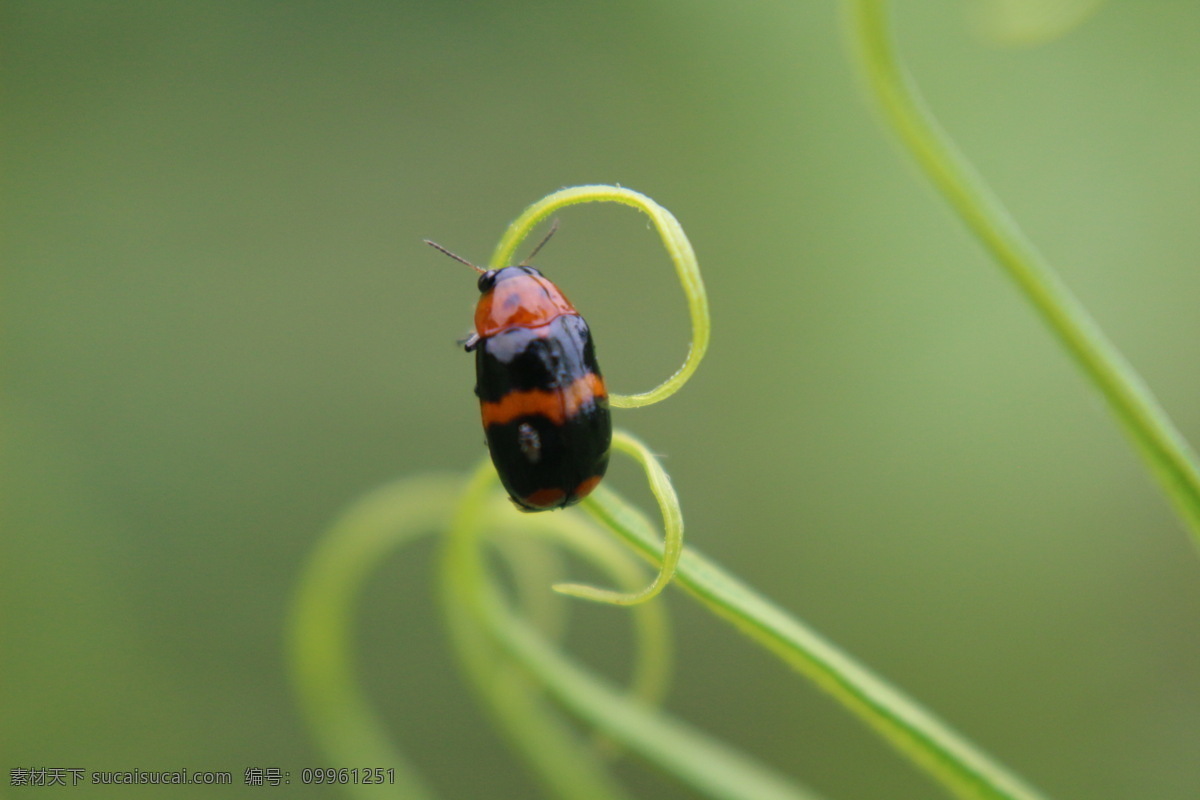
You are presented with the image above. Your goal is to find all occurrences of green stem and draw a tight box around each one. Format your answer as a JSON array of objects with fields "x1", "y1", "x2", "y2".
[
  {"x1": 440, "y1": 462, "x2": 634, "y2": 800},
  {"x1": 846, "y1": 0, "x2": 1200, "y2": 549},
  {"x1": 496, "y1": 508, "x2": 675, "y2": 714},
  {"x1": 286, "y1": 477, "x2": 457, "y2": 800},
  {"x1": 479, "y1": 590, "x2": 828, "y2": 800},
  {"x1": 585, "y1": 484, "x2": 1050, "y2": 800},
  {"x1": 443, "y1": 467, "x2": 825, "y2": 800}
]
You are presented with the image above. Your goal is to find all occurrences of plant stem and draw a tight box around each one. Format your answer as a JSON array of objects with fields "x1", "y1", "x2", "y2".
[
  {"x1": 846, "y1": 0, "x2": 1200, "y2": 549},
  {"x1": 287, "y1": 477, "x2": 455, "y2": 800},
  {"x1": 585, "y1": 485, "x2": 1050, "y2": 800}
]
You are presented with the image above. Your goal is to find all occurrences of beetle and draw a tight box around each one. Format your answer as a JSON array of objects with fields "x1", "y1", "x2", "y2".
[{"x1": 426, "y1": 225, "x2": 611, "y2": 511}]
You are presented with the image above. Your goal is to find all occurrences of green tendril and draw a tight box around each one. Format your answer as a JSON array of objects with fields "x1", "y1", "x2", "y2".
[
  {"x1": 489, "y1": 185, "x2": 709, "y2": 408},
  {"x1": 286, "y1": 475, "x2": 460, "y2": 800},
  {"x1": 494, "y1": 502, "x2": 674, "y2": 716},
  {"x1": 847, "y1": 0, "x2": 1200, "y2": 553},
  {"x1": 581, "y1": 477, "x2": 1051, "y2": 800},
  {"x1": 552, "y1": 430, "x2": 684, "y2": 606},
  {"x1": 440, "y1": 465, "x2": 823, "y2": 800},
  {"x1": 477, "y1": 588, "x2": 828, "y2": 800},
  {"x1": 440, "y1": 461, "x2": 673, "y2": 799}
]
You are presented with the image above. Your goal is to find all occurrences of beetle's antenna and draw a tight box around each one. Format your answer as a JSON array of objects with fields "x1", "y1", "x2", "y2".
[
  {"x1": 424, "y1": 239, "x2": 485, "y2": 274},
  {"x1": 520, "y1": 219, "x2": 560, "y2": 265}
]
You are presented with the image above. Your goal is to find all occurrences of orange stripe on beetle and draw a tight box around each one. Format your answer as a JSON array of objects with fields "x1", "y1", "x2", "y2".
[{"x1": 480, "y1": 372, "x2": 607, "y2": 427}]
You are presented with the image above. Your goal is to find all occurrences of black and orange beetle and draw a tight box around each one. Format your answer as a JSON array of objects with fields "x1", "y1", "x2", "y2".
[{"x1": 426, "y1": 226, "x2": 611, "y2": 511}]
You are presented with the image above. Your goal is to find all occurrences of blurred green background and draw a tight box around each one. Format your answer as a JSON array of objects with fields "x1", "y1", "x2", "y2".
[{"x1": 4, "y1": 1, "x2": 1199, "y2": 798}]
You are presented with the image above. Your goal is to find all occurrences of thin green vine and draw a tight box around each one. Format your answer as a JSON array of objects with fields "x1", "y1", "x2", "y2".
[
  {"x1": 439, "y1": 462, "x2": 650, "y2": 800},
  {"x1": 580, "y1": 483, "x2": 1049, "y2": 800},
  {"x1": 846, "y1": 0, "x2": 1200, "y2": 551},
  {"x1": 286, "y1": 476, "x2": 451, "y2": 800},
  {"x1": 490, "y1": 185, "x2": 709, "y2": 409},
  {"x1": 555, "y1": 430, "x2": 684, "y2": 605},
  {"x1": 440, "y1": 462, "x2": 826, "y2": 800}
]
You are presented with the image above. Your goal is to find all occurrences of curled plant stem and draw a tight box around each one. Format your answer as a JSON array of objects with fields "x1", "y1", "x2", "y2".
[
  {"x1": 286, "y1": 476, "x2": 459, "y2": 800},
  {"x1": 846, "y1": 0, "x2": 1200, "y2": 551},
  {"x1": 441, "y1": 465, "x2": 823, "y2": 800},
  {"x1": 489, "y1": 184, "x2": 709, "y2": 409},
  {"x1": 478, "y1": 588, "x2": 828, "y2": 800},
  {"x1": 496, "y1": 506, "x2": 675, "y2": 715},
  {"x1": 554, "y1": 430, "x2": 684, "y2": 606},
  {"x1": 439, "y1": 462, "x2": 623, "y2": 800},
  {"x1": 290, "y1": 467, "x2": 660, "y2": 800}
]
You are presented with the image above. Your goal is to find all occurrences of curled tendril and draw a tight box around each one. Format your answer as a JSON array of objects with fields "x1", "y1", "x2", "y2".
[
  {"x1": 288, "y1": 470, "x2": 678, "y2": 800},
  {"x1": 849, "y1": 0, "x2": 1200, "y2": 552},
  {"x1": 448, "y1": 461, "x2": 675, "y2": 717},
  {"x1": 555, "y1": 430, "x2": 684, "y2": 606},
  {"x1": 489, "y1": 185, "x2": 709, "y2": 409}
]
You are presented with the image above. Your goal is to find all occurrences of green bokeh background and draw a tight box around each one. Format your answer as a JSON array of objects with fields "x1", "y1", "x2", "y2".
[{"x1": 4, "y1": 2, "x2": 1199, "y2": 798}]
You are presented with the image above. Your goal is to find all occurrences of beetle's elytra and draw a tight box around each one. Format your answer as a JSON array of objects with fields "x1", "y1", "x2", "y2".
[{"x1": 427, "y1": 234, "x2": 611, "y2": 511}]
